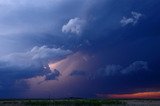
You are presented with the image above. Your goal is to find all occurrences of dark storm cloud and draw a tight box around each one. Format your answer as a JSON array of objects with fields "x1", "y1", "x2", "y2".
[
  {"x1": 0, "y1": 46, "x2": 71, "y2": 97},
  {"x1": 0, "y1": 46, "x2": 71, "y2": 78},
  {"x1": 0, "y1": 46, "x2": 71, "y2": 67},
  {"x1": 66, "y1": 60, "x2": 160, "y2": 97},
  {"x1": 0, "y1": 0, "x2": 160, "y2": 98},
  {"x1": 45, "y1": 69, "x2": 61, "y2": 81},
  {"x1": 64, "y1": 0, "x2": 160, "y2": 94},
  {"x1": 70, "y1": 70, "x2": 86, "y2": 76},
  {"x1": 0, "y1": 0, "x2": 90, "y2": 55}
]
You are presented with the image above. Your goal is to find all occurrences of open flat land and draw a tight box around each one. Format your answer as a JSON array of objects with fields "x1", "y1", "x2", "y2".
[{"x1": 0, "y1": 99, "x2": 160, "y2": 106}]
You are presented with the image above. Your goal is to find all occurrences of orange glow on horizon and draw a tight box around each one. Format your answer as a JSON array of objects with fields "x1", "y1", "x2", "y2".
[{"x1": 108, "y1": 91, "x2": 160, "y2": 99}]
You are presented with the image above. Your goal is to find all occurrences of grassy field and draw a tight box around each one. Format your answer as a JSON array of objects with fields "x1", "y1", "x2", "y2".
[{"x1": 0, "y1": 99, "x2": 159, "y2": 106}]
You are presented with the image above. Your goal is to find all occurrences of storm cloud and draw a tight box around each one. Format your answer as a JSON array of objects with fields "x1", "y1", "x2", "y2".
[
  {"x1": 0, "y1": 46, "x2": 71, "y2": 96},
  {"x1": 0, "y1": 0, "x2": 160, "y2": 98}
]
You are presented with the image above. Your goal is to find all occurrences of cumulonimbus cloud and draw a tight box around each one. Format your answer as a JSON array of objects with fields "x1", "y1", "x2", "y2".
[
  {"x1": 0, "y1": 46, "x2": 72, "y2": 91},
  {"x1": 62, "y1": 17, "x2": 86, "y2": 35},
  {"x1": 1, "y1": 46, "x2": 72, "y2": 67}
]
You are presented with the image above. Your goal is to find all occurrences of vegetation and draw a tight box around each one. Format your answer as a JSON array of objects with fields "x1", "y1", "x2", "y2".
[
  {"x1": 0, "y1": 99, "x2": 126, "y2": 106},
  {"x1": 1, "y1": 99, "x2": 160, "y2": 106},
  {"x1": 23, "y1": 99, "x2": 125, "y2": 106}
]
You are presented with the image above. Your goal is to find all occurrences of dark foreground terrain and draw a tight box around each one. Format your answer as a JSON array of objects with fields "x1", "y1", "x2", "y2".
[{"x1": 0, "y1": 99, "x2": 160, "y2": 106}]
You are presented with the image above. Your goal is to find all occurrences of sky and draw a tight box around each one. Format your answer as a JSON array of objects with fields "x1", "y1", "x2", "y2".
[{"x1": 0, "y1": 0, "x2": 160, "y2": 99}]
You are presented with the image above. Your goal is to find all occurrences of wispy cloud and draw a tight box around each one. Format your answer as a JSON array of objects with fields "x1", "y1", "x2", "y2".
[
  {"x1": 121, "y1": 61, "x2": 148, "y2": 74},
  {"x1": 96, "y1": 61, "x2": 149, "y2": 77},
  {"x1": 120, "y1": 11, "x2": 142, "y2": 26}
]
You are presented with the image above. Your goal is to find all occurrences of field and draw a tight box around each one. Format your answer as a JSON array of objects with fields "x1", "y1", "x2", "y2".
[{"x1": 0, "y1": 99, "x2": 160, "y2": 106}]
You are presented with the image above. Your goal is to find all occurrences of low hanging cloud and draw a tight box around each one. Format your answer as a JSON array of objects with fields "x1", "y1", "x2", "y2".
[
  {"x1": 121, "y1": 61, "x2": 148, "y2": 74},
  {"x1": 97, "y1": 65, "x2": 122, "y2": 77},
  {"x1": 0, "y1": 46, "x2": 71, "y2": 91},
  {"x1": 69, "y1": 61, "x2": 149, "y2": 79},
  {"x1": 97, "y1": 61, "x2": 149, "y2": 77},
  {"x1": 120, "y1": 11, "x2": 142, "y2": 26},
  {"x1": 62, "y1": 17, "x2": 86, "y2": 35}
]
